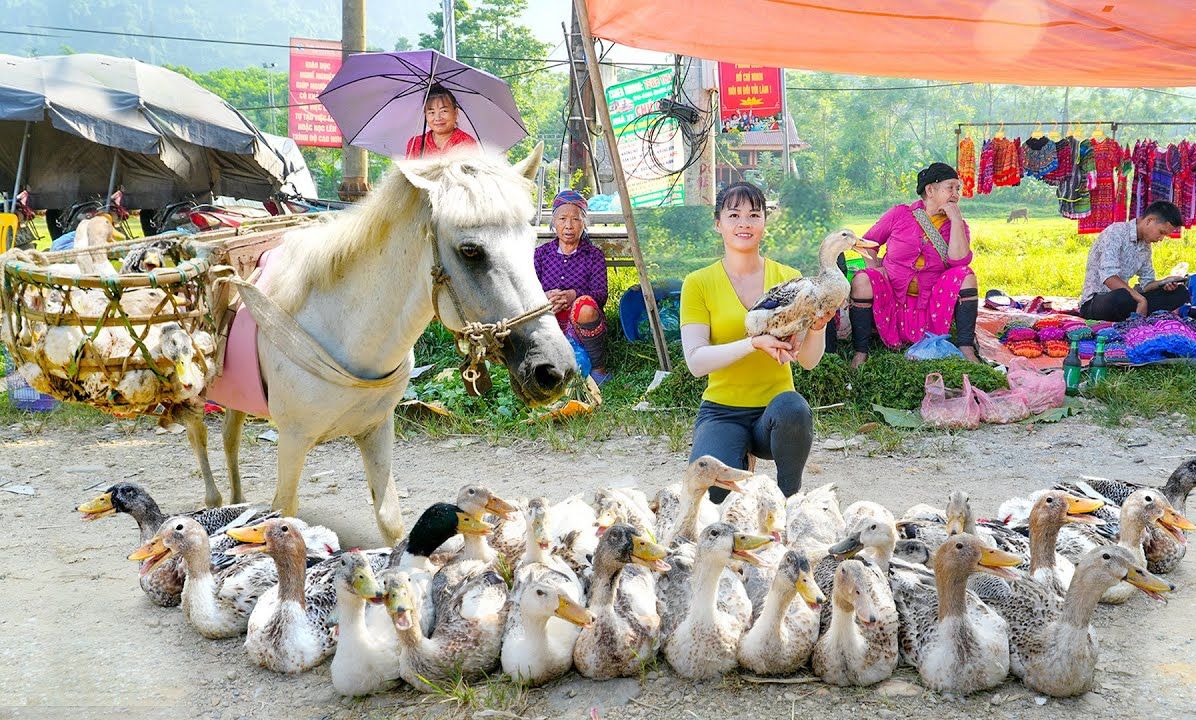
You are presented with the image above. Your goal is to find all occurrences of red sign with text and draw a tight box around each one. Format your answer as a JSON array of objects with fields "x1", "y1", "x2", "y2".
[
  {"x1": 289, "y1": 38, "x2": 343, "y2": 147},
  {"x1": 717, "y1": 63, "x2": 783, "y2": 133}
]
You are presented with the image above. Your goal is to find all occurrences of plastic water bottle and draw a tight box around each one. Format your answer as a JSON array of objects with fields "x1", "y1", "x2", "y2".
[
  {"x1": 1063, "y1": 340, "x2": 1082, "y2": 396},
  {"x1": 1088, "y1": 337, "x2": 1107, "y2": 387}
]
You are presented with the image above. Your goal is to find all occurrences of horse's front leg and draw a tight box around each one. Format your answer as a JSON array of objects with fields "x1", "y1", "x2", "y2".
[
  {"x1": 353, "y1": 415, "x2": 405, "y2": 545},
  {"x1": 222, "y1": 409, "x2": 247, "y2": 504},
  {"x1": 271, "y1": 431, "x2": 314, "y2": 517},
  {"x1": 177, "y1": 404, "x2": 221, "y2": 507}
]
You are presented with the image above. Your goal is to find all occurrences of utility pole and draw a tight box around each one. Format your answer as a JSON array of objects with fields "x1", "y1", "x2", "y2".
[
  {"x1": 564, "y1": 10, "x2": 596, "y2": 195},
  {"x1": 442, "y1": 0, "x2": 457, "y2": 59},
  {"x1": 681, "y1": 56, "x2": 715, "y2": 204},
  {"x1": 262, "y1": 62, "x2": 278, "y2": 134},
  {"x1": 339, "y1": 0, "x2": 369, "y2": 201},
  {"x1": 781, "y1": 68, "x2": 792, "y2": 179}
]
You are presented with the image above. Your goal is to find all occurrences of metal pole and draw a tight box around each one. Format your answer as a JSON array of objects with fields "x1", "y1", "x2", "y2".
[
  {"x1": 442, "y1": 0, "x2": 456, "y2": 59},
  {"x1": 105, "y1": 150, "x2": 119, "y2": 210},
  {"x1": 572, "y1": 0, "x2": 671, "y2": 371},
  {"x1": 9, "y1": 121, "x2": 28, "y2": 213},
  {"x1": 780, "y1": 68, "x2": 792, "y2": 178}
]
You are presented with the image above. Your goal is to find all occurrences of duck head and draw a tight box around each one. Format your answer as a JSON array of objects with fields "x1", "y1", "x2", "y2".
[
  {"x1": 697, "y1": 522, "x2": 773, "y2": 568},
  {"x1": 820, "y1": 229, "x2": 878, "y2": 267},
  {"x1": 828, "y1": 516, "x2": 896, "y2": 560},
  {"x1": 526, "y1": 498, "x2": 553, "y2": 551},
  {"x1": 1125, "y1": 488, "x2": 1195, "y2": 545},
  {"x1": 225, "y1": 517, "x2": 308, "y2": 561},
  {"x1": 1080, "y1": 545, "x2": 1174, "y2": 603},
  {"x1": 595, "y1": 523, "x2": 670, "y2": 573},
  {"x1": 777, "y1": 549, "x2": 824, "y2": 610},
  {"x1": 943, "y1": 489, "x2": 973, "y2": 536},
  {"x1": 335, "y1": 550, "x2": 384, "y2": 604},
  {"x1": 456, "y1": 484, "x2": 516, "y2": 520},
  {"x1": 383, "y1": 570, "x2": 417, "y2": 631},
  {"x1": 404, "y1": 502, "x2": 492, "y2": 557},
  {"x1": 833, "y1": 559, "x2": 878, "y2": 627},
  {"x1": 77, "y1": 482, "x2": 157, "y2": 521},
  {"x1": 684, "y1": 455, "x2": 752, "y2": 495},
  {"x1": 128, "y1": 516, "x2": 208, "y2": 577},
  {"x1": 934, "y1": 532, "x2": 1022, "y2": 581},
  {"x1": 521, "y1": 580, "x2": 593, "y2": 627},
  {"x1": 1031, "y1": 490, "x2": 1104, "y2": 531}
]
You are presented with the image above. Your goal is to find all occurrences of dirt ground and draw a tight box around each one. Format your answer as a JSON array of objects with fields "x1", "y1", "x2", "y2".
[{"x1": 1, "y1": 412, "x2": 1194, "y2": 720}]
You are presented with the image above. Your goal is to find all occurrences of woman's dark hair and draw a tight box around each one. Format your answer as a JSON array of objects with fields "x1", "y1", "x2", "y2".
[
  {"x1": 424, "y1": 83, "x2": 459, "y2": 110},
  {"x1": 1143, "y1": 200, "x2": 1182, "y2": 227},
  {"x1": 714, "y1": 181, "x2": 767, "y2": 220}
]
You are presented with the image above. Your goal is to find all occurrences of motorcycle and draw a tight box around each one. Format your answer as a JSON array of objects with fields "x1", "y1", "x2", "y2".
[{"x1": 58, "y1": 188, "x2": 135, "y2": 239}]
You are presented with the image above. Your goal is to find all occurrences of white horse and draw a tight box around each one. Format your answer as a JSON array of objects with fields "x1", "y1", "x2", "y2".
[{"x1": 180, "y1": 145, "x2": 575, "y2": 544}]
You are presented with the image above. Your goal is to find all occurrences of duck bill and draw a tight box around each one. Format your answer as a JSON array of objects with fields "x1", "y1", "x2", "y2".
[
  {"x1": 456, "y1": 512, "x2": 494, "y2": 536},
  {"x1": 1158, "y1": 507, "x2": 1195, "y2": 545},
  {"x1": 711, "y1": 466, "x2": 754, "y2": 494},
  {"x1": 484, "y1": 495, "x2": 517, "y2": 520},
  {"x1": 77, "y1": 492, "x2": 116, "y2": 520},
  {"x1": 1064, "y1": 496, "x2": 1105, "y2": 525},
  {"x1": 173, "y1": 359, "x2": 188, "y2": 378},
  {"x1": 796, "y1": 573, "x2": 825, "y2": 610},
  {"x1": 630, "y1": 535, "x2": 671, "y2": 573},
  {"x1": 764, "y1": 513, "x2": 783, "y2": 544},
  {"x1": 828, "y1": 534, "x2": 864, "y2": 560},
  {"x1": 732, "y1": 533, "x2": 773, "y2": 566},
  {"x1": 386, "y1": 584, "x2": 415, "y2": 629},
  {"x1": 128, "y1": 536, "x2": 172, "y2": 577},
  {"x1": 852, "y1": 238, "x2": 879, "y2": 250},
  {"x1": 225, "y1": 522, "x2": 269, "y2": 555},
  {"x1": 977, "y1": 546, "x2": 1023, "y2": 580},
  {"x1": 554, "y1": 595, "x2": 594, "y2": 627},
  {"x1": 1125, "y1": 566, "x2": 1174, "y2": 603}
]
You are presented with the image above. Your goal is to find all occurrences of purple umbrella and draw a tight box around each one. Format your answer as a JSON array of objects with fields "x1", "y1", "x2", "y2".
[{"x1": 317, "y1": 49, "x2": 528, "y2": 158}]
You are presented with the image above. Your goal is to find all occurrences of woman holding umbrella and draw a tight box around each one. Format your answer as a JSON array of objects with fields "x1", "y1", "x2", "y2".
[{"x1": 404, "y1": 84, "x2": 479, "y2": 159}]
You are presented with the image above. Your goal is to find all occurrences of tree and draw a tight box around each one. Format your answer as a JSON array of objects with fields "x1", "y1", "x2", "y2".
[{"x1": 394, "y1": 36, "x2": 414, "y2": 52}]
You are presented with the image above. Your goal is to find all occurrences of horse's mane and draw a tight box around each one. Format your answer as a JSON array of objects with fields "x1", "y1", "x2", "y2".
[{"x1": 268, "y1": 150, "x2": 536, "y2": 315}]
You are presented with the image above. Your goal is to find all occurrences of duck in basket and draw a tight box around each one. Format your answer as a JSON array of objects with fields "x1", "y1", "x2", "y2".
[{"x1": 744, "y1": 229, "x2": 878, "y2": 339}]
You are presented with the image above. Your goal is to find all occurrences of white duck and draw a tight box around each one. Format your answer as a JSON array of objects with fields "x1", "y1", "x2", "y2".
[
  {"x1": 745, "y1": 229, "x2": 878, "y2": 338},
  {"x1": 329, "y1": 552, "x2": 390, "y2": 696},
  {"x1": 128, "y1": 516, "x2": 277, "y2": 638},
  {"x1": 660, "y1": 523, "x2": 771, "y2": 679},
  {"x1": 737, "y1": 549, "x2": 824, "y2": 675},
  {"x1": 784, "y1": 481, "x2": 845, "y2": 562},
  {"x1": 654, "y1": 455, "x2": 751, "y2": 547},
  {"x1": 810, "y1": 558, "x2": 899, "y2": 687}
]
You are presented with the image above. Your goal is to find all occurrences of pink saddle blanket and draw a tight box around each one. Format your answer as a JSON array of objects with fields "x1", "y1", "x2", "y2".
[{"x1": 204, "y1": 249, "x2": 279, "y2": 418}]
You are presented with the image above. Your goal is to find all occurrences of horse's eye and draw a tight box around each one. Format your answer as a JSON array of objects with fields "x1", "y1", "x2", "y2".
[
  {"x1": 458, "y1": 243, "x2": 484, "y2": 260},
  {"x1": 1102, "y1": 553, "x2": 1111, "y2": 560},
  {"x1": 176, "y1": 524, "x2": 184, "y2": 531}
]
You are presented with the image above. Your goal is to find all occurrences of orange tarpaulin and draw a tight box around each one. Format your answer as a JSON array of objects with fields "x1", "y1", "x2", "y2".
[{"x1": 587, "y1": 1, "x2": 1196, "y2": 87}]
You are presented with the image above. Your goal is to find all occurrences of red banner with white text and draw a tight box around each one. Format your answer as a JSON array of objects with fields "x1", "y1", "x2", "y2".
[
  {"x1": 289, "y1": 38, "x2": 343, "y2": 147},
  {"x1": 717, "y1": 63, "x2": 782, "y2": 133}
]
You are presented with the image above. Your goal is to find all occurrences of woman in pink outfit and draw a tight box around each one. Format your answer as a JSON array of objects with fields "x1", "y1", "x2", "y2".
[{"x1": 848, "y1": 162, "x2": 979, "y2": 368}]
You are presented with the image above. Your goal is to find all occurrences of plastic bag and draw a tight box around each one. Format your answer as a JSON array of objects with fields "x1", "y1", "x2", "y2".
[
  {"x1": 637, "y1": 295, "x2": 682, "y2": 342},
  {"x1": 920, "y1": 372, "x2": 982, "y2": 429},
  {"x1": 1005, "y1": 357, "x2": 1065, "y2": 414},
  {"x1": 567, "y1": 335, "x2": 592, "y2": 378},
  {"x1": 905, "y1": 332, "x2": 964, "y2": 361},
  {"x1": 973, "y1": 387, "x2": 1031, "y2": 424}
]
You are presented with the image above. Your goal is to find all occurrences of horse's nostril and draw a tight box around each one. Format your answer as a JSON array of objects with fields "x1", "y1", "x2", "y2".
[{"x1": 532, "y1": 363, "x2": 566, "y2": 390}]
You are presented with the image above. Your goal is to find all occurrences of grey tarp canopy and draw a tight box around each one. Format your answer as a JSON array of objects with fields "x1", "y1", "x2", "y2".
[
  {"x1": 0, "y1": 53, "x2": 286, "y2": 209},
  {"x1": 261, "y1": 132, "x2": 318, "y2": 199}
]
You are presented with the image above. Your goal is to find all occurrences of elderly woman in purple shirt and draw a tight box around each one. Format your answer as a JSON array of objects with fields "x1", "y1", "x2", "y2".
[{"x1": 534, "y1": 190, "x2": 610, "y2": 384}]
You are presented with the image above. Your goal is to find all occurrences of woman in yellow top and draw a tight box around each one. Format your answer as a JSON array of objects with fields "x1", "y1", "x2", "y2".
[{"x1": 680, "y1": 181, "x2": 832, "y2": 502}]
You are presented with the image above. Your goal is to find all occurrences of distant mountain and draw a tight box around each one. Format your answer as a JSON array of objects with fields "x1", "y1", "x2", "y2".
[{"x1": 0, "y1": 0, "x2": 438, "y2": 70}]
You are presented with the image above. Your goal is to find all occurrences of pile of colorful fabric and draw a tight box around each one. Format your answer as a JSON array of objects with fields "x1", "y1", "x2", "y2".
[
  {"x1": 998, "y1": 315, "x2": 1127, "y2": 361},
  {"x1": 1119, "y1": 313, "x2": 1196, "y2": 364}
]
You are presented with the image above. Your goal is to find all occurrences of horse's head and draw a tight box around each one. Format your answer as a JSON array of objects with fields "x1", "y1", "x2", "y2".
[{"x1": 398, "y1": 144, "x2": 575, "y2": 406}]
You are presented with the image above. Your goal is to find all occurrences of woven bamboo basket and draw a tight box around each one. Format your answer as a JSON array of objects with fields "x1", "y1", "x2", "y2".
[{"x1": 0, "y1": 237, "x2": 220, "y2": 417}]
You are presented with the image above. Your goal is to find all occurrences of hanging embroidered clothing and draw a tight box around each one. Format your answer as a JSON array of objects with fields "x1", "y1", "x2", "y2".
[
  {"x1": 1058, "y1": 138, "x2": 1091, "y2": 219},
  {"x1": 1130, "y1": 140, "x2": 1157, "y2": 218},
  {"x1": 978, "y1": 138, "x2": 995, "y2": 195},
  {"x1": 1114, "y1": 147, "x2": 1131, "y2": 223},
  {"x1": 1150, "y1": 146, "x2": 1174, "y2": 204},
  {"x1": 1078, "y1": 138, "x2": 1122, "y2": 234},
  {"x1": 993, "y1": 137, "x2": 1021, "y2": 186},
  {"x1": 957, "y1": 136, "x2": 976, "y2": 198},
  {"x1": 1023, "y1": 136, "x2": 1059, "y2": 179},
  {"x1": 1044, "y1": 138, "x2": 1072, "y2": 186},
  {"x1": 1177, "y1": 141, "x2": 1196, "y2": 227}
]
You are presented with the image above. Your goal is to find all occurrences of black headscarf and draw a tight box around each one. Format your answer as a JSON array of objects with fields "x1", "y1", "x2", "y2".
[{"x1": 916, "y1": 162, "x2": 959, "y2": 196}]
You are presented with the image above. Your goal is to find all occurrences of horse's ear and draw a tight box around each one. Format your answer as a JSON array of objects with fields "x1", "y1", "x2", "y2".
[
  {"x1": 396, "y1": 163, "x2": 439, "y2": 194},
  {"x1": 513, "y1": 142, "x2": 544, "y2": 182}
]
